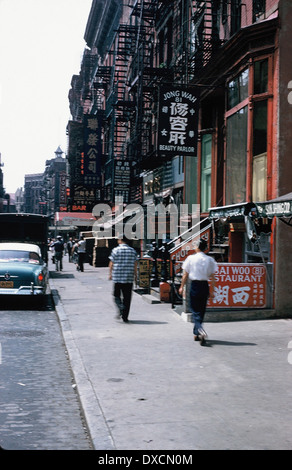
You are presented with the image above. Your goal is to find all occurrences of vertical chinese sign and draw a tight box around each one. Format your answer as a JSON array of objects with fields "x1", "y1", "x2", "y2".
[
  {"x1": 59, "y1": 172, "x2": 67, "y2": 210},
  {"x1": 158, "y1": 86, "x2": 200, "y2": 157},
  {"x1": 70, "y1": 114, "x2": 102, "y2": 211},
  {"x1": 83, "y1": 114, "x2": 102, "y2": 187},
  {"x1": 114, "y1": 160, "x2": 131, "y2": 203}
]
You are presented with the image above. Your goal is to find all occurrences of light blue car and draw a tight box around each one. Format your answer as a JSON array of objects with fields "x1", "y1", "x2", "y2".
[{"x1": 0, "y1": 242, "x2": 48, "y2": 296}]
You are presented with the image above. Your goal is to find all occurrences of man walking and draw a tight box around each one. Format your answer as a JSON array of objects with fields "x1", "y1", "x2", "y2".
[
  {"x1": 109, "y1": 237, "x2": 138, "y2": 322},
  {"x1": 67, "y1": 237, "x2": 73, "y2": 262},
  {"x1": 179, "y1": 238, "x2": 217, "y2": 345},
  {"x1": 53, "y1": 236, "x2": 64, "y2": 272},
  {"x1": 77, "y1": 236, "x2": 86, "y2": 272}
]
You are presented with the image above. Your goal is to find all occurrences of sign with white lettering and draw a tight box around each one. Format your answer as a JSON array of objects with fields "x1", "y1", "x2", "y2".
[
  {"x1": 114, "y1": 160, "x2": 131, "y2": 203},
  {"x1": 158, "y1": 86, "x2": 200, "y2": 157},
  {"x1": 208, "y1": 263, "x2": 267, "y2": 308}
]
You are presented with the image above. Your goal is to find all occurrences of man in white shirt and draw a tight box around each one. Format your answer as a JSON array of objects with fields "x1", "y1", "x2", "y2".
[
  {"x1": 77, "y1": 236, "x2": 86, "y2": 272},
  {"x1": 179, "y1": 238, "x2": 217, "y2": 345}
]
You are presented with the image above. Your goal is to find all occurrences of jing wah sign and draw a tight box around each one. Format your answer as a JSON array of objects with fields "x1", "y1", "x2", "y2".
[{"x1": 158, "y1": 86, "x2": 200, "y2": 157}]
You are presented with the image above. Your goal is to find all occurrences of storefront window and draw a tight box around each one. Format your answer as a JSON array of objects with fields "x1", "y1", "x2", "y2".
[
  {"x1": 226, "y1": 106, "x2": 248, "y2": 204},
  {"x1": 254, "y1": 59, "x2": 268, "y2": 94},
  {"x1": 227, "y1": 69, "x2": 249, "y2": 110},
  {"x1": 201, "y1": 134, "x2": 212, "y2": 212}
]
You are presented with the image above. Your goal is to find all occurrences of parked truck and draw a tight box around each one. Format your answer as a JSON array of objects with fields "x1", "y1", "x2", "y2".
[{"x1": 0, "y1": 213, "x2": 49, "y2": 261}]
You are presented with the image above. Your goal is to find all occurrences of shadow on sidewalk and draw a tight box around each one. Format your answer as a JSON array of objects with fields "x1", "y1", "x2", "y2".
[
  {"x1": 126, "y1": 320, "x2": 168, "y2": 325},
  {"x1": 49, "y1": 271, "x2": 75, "y2": 279},
  {"x1": 203, "y1": 339, "x2": 257, "y2": 347}
]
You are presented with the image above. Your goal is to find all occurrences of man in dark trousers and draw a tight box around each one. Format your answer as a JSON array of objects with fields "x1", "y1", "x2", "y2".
[
  {"x1": 108, "y1": 236, "x2": 138, "y2": 323},
  {"x1": 77, "y1": 236, "x2": 86, "y2": 272},
  {"x1": 53, "y1": 235, "x2": 64, "y2": 272},
  {"x1": 179, "y1": 238, "x2": 217, "y2": 345}
]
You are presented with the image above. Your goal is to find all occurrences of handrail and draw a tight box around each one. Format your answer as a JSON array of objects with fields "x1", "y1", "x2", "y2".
[{"x1": 169, "y1": 221, "x2": 212, "y2": 254}]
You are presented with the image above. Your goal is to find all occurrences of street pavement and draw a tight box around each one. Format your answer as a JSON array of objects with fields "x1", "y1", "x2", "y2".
[{"x1": 49, "y1": 256, "x2": 292, "y2": 451}]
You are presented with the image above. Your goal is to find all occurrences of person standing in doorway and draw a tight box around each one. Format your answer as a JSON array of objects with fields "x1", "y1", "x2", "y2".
[
  {"x1": 77, "y1": 236, "x2": 86, "y2": 272},
  {"x1": 179, "y1": 238, "x2": 217, "y2": 345},
  {"x1": 108, "y1": 237, "x2": 138, "y2": 322}
]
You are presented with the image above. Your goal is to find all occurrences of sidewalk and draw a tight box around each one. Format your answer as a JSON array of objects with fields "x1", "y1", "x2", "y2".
[{"x1": 49, "y1": 257, "x2": 292, "y2": 450}]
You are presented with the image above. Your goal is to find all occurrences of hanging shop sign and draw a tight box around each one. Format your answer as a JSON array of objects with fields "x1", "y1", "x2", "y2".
[
  {"x1": 114, "y1": 160, "x2": 131, "y2": 203},
  {"x1": 71, "y1": 185, "x2": 101, "y2": 211},
  {"x1": 59, "y1": 172, "x2": 67, "y2": 206},
  {"x1": 158, "y1": 86, "x2": 200, "y2": 157},
  {"x1": 208, "y1": 263, "x2": 267, "y2": 309},
  {"x1": 83, "y1": 114, "x2": 102, "y2": 187}
]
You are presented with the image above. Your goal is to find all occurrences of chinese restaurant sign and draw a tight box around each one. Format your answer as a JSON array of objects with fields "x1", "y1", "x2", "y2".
[
  {"x1": 158, "y1": 86, "x2": 200, "y2": 157},
  {"x1": 208, "y1": 263, "x2": 266, "y2": 309}
]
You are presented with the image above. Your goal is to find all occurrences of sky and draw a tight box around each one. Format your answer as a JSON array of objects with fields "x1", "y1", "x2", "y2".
[{"x1": 0, "y1": 0, "x2": 92, "y2": 194}]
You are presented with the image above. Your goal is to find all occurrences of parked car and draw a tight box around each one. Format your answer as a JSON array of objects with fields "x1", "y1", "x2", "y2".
[{"x1": 0, "y1": 242, "x2": 48, "y2": 297}]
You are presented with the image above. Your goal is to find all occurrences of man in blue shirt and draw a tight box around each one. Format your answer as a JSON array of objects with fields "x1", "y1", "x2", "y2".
[{"x1": 109, "y1": 237, "x2": 138, "y2": 322}]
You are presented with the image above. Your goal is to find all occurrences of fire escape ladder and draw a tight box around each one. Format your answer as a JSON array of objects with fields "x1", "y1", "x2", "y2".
[
  {"x1": 189, "y1": 0, "x2": 226, "y2": 75},
  {"x1": 113, "y1": 24, "x2": 140, "y2": 159},
  {"x1": 93, "y1": 66, "x2": 113, "y2": 112}
]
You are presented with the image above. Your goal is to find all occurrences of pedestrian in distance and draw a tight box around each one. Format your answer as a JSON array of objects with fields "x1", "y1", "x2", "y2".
[
  {"x1": 67, "y1": 237, "x2": 73, "y2": 262},
  {"x1": 108, "y1": 236, "x2": 138, "y2": 323},
  {"x1": 72, "y1": 239, "x2": 79, "y2": 270},
  {"x1": 53, "y1": 235, "x2": 64, "y2": 272},
  {"x1": 77, "y1": 236, "x2": 86, "y2": 272},
  {"x1": 179, "y1": 238, "x2": 217, "y2": 345}
]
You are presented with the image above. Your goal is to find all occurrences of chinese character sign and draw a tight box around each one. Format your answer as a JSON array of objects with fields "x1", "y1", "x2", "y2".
[
  {"x1": 114, "y1": 160, "x2": 131, "y2": 203},
  {"x1": 83, "y1": 115, "x2": 102, "y2": 187},
  {"x1": 158, "y1": 86, "x2": 200, "y2": 157},
  {"x1": 208, "y1": 264, "x2": 267, "y2": 309},
  {"x1": 59, "y1": 172, "x2": 67, "y2": 205}
]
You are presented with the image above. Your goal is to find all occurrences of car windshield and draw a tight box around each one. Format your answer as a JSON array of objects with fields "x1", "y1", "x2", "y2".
[{"x1": 0, "y1": 250, "x2": 40, "y2": 264}]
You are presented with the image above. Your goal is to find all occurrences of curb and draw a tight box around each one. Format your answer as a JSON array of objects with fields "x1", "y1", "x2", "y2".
[{"x1": 49, "y1": 278, "x2": 115, "y2": 450}]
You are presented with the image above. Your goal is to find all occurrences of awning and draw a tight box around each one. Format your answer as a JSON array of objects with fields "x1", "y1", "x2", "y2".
[
  {"x1": 209, "y1": 193, "x2": 292, "y2": 221},
  {"x1": 209, "y1": 202, "x2": 255, "y2": 219},
  {"x1": 49, "y1": 225, "x2": 78, "y2": 232},
  {"x1": 55, "y1": 212, "x2": 97, "y2": 227},
  {"x1": 256, "y1": 193, "x2": 292, "y2": 218}
]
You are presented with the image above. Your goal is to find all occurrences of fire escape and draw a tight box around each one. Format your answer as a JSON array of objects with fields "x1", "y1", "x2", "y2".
[
  {"x1": 100, "y1": 0, "x2": 233, "y2": 203},
  {"x1": 189, "y1": 1, "x2": 227, "y2": 77},
  {"x1": 126, "y1": 0, "x2": 173, "y2": 203}
]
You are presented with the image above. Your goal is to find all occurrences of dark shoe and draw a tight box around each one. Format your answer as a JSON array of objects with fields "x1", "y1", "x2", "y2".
[
  {"x1": 198, "y1": 328, "x2": 207, "y2": 345},
  {"x1": 122, "y1": 316, "x2": 129, "y2": 323},
  {"x1": 194, "y1": 335, "x2": 200, "y2": 341}
]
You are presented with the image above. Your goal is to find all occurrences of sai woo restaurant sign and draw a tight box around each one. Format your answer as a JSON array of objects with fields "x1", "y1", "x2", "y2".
[{"x1": 208, "y1": 263, "x2": 267, "y2": 309}]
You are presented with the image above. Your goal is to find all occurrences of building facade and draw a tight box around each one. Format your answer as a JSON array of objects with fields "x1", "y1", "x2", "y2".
[
  {"x1": 24, "y1": 147, "x2": 67, "y2": 223},
  {"x1": 67, "y1": 0, "x2": 292, "y2": 315},
  {"x1": 43, "y1": 146, "x2": 67, "y2": 222},
  {"x1": 24, "y1": 173, "x2": 44, "y2": 214}
]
